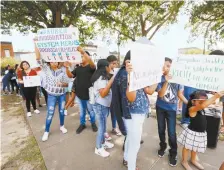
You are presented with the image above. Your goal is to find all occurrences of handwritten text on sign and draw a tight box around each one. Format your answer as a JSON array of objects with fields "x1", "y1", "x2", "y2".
[
  {"x1": 23, "y1": 76, "x2": 41, "y2": 87},
  {"x1": 129, "y1": 43, "x2": 164, "y2": 91},
  {"x1": 36, "y1": 28, "x2": 81, "y2": 62},
  {"x1": 170, "y1": 55, "x2": 224, "y2": 91}
]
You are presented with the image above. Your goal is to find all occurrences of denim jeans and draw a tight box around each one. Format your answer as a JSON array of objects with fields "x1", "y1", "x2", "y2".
[
  {"x1": 45, "y1": 93, "x2": 66, "y2": 132},
  {"x1": 76, "y1": 97, "x2": 95, "y2": 125},
  {"x1": 156, "y1": 106, "x2": 177, "y2": 156},
  {"x1": 93, "y1": 103, "x2": 109, "y2": 149},
  {"x1": 123, "y1": 114, "x2": 145, "y2": 170}
]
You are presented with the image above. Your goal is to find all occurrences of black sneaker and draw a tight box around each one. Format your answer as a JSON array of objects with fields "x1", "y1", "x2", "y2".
[
  {"x1": 140, "y1": 140, "x2": 144, "y2": 144},
  {"x1": 76, "y1": 124, "x2": 86, "y2": 134},
  {"x1": 169, "y1": 154, "x2": 177, "y2": 167},
  {"x1": 91, "y1": 123, "x2": 98, "y2": 132},
  {"x1": 158, "y1": 148, "x2": 166, "y2": 158}
]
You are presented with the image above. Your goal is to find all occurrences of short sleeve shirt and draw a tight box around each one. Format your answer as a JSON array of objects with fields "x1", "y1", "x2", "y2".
[{"x1": 156, "y1": 75, "x2": 184, "y2": 111}]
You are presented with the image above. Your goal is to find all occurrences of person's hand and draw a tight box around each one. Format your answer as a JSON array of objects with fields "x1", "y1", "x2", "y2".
[
  {"x1": 165, "y1": 74, "x2": 172, "y2": 82},
  {"x1": 64, "y1": 61, "x2": 71, "y2": 68},
  {"x1": 125, "y1": 60, "x2": 133, "y2": 74},
  {"x1": 77, "y1": 46, "x2": 85, "y2": 54},
  {"x1": 216, "y1": 91, "x2": 224, "y2": 97},
  {"x1": 56, "y1": 82, "x2": 63, "y2": 87}
]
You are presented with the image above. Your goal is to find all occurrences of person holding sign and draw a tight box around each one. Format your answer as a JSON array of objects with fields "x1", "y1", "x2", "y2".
[
  {"x1": 115, "y1": 51, "x2": 157, "y2": 170},
  {"x1": 155, "y1": 57, "x2": 188, "y2": 167},
  {"x1": 65, "y1": 48, "x2": 98, "y2": 134},
  {"x1": 90, "y1": 59, "x2": 115, "y2": 157},
  {"x1": 18, "y1": 61, "x2": 40, "y2": 117},
  {"x1": 178, "y1": 90, "x2": 224, "y2": 170}
]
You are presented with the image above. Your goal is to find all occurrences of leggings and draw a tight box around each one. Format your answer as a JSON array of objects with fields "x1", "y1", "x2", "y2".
[
  {"x1": 41, "y1": 87, "x2": 48, "y2": 104},
  {"x1": 22, "y1": 86, "x2": 37, "y2": 112},
  {"x1": 10, "y1": 79, "x2": 19, "y2": 94}
]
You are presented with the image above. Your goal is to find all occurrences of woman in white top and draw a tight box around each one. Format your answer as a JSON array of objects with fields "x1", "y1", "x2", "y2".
[{"x1": 91, "y1": 59, "x2": 115, "y2": 157}]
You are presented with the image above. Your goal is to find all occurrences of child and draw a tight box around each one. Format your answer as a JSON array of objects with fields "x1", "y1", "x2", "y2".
[
  {"x1": 156, "y1": 57, "x2": 188, "y2": 166},
  {"x1": 178, "y1": 90, "x2": 224, "y2": 170}
]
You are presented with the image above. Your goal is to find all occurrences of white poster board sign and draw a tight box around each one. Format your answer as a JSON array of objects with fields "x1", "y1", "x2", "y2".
[
  {"x1": 170, "y1": 55, "x2": 224, "y2": 91},
  {"x1": 35, "y1": 28, "x2": 81, "y2": 62},
  {"x1": 129, "y1": 43, "x2": 164, "y2": 91},
  {"x1": 23, "y1": 76, "x2": 41, "y2": 87}
]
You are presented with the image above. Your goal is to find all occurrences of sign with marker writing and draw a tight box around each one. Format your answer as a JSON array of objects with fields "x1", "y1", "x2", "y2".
[
  {"x1": 129, "y1": 42, "x2": 164, "y2": 91},
  {"x1": 170, "y1": 55, "x2": 224, "y2": 91},
  {"x1": 23, "y1": 76, "x2": 41, "y2": 87},
  {"x1": 35, "y1": 28, "x2": 81, "y2": 62}
]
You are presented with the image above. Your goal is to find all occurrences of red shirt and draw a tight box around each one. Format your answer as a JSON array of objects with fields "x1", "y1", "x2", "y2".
[{"x1": 18, "y1": 69, "x2": 37, "y2": 80}]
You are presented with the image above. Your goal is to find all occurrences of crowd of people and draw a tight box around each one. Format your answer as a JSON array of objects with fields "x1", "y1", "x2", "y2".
[{"x1": 2, "y1": 46, "x2": 224, "y2": 170}]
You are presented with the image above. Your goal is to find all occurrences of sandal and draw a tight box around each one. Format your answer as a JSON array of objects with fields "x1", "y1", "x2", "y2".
[{"x1": 112, "y1": 128, "x2": 122, "y2": 136}]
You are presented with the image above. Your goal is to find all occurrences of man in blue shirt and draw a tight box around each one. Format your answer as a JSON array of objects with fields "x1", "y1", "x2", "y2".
[{"x1": 156, "y1": 57, "x2": 188, "y2": 167}]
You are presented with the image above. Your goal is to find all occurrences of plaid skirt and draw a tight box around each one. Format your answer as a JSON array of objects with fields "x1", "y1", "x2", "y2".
[{"x1": 178, "y1": 127, "x2": 207, "y2": 153}]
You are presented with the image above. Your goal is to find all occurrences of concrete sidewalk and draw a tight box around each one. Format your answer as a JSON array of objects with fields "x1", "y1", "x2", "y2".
[{"x1": 26, "y1": 103, "x2": 224, "y2": 170}]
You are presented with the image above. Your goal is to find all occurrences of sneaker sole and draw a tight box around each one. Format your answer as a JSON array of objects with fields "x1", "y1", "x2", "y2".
[
  {"x1": 95, "y1": 151, "x2": 110, "y2": 158},
  {"x1": 158, "y1": 154, "x2": 165, "y2": 158},
  {"x1": 169, "y1": 163, "x2": 177, "y2": 167}
]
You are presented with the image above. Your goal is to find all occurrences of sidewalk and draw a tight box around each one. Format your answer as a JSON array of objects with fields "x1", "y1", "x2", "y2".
[{"x1": 26, "y1": 103, "x2": 224, "y2": 170}]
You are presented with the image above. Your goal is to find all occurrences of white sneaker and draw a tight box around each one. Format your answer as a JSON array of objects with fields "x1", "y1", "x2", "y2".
[
  {"x1": 95, "y1": 147, "x2": 110, "y2": 157},
  {"x1": 42, "y1": 132, "x2": 49, "y2": 142},
  {"x1": 34, "y1": 109, "x2": 40, "y2": 114},
  {"x1": 27, "y1": 112, "x2": 32, "y2": 117},
  {"x1": 64, "y1": 110, "x2": 68, "y2": 116},
  {"x1": 103, "y1": 141, "x2": 114, "y2": 149},
  {"x1": 60, "y1": 126, "x2": 68, "y2": 134}
]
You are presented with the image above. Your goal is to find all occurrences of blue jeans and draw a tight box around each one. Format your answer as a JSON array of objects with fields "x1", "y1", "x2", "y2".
[
  {"x1": 77, "y1": 97, "x2": 95, "y2": 125},
  {"x1": 3, "y1": 82, "x2": 10, "y2": 92},
  {"x1": 156, "y1": 106, "x2": 177, "y2": 156},
  {"x1": 45, "y1": 93, "x2": 66, "y2": 132},
  {"x1": 93, "y1": 103, "x2": 109, "y2": 149}
]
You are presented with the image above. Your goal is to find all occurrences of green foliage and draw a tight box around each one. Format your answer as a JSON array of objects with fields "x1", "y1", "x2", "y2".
[
  {"x1": 189, "y1": 1, "x2": 224, "y2": 45},
  {"x1": 1, "y1": 57, "x2": 19, "y2": 68},
  {"x1": 92, "y1": 1, "x2": 184, "y2": 41},
  {"x1": 182, "y1": 49, "x2": 210, "y2": 55}
]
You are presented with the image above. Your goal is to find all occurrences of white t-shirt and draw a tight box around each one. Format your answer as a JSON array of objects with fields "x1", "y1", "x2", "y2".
[{"x1": 93, "y1": 76, "x2": 112, "y2": 107}]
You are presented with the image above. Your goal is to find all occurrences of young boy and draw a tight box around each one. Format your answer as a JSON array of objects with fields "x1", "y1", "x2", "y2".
[
  {"x1": 156, "y1": 57, "x2": 188, "y2": 166},
  {"x1": 65, "y1": 49, "x2": 97, "y2": 134}
]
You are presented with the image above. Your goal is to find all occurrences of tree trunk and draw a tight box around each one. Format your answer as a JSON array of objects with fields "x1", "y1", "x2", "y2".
[{"x1": 55, "y1": 9, "x2": 62, "y2": 27}]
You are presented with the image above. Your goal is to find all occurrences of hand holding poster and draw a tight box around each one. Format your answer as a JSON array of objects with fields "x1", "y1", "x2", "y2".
[
  {"x1": 129, "y1": 42, "x2": 164, "y2": 91},
  {"x1": 23, "y1": 76, "x2": 41, "y2": 87},
  {"x1": 170, "y1": 55, "x2": 224, "y2": 91},
  {"x1": 35, "y1": 28, "x2": 81, "y2": 62}
]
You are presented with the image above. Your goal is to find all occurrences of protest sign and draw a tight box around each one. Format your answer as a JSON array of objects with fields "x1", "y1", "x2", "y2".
[
  {"x1": 35, "y1": 28, "x2": 81, "y2": 62},
  {"x1": 170, "y1": 55, "x2": 224, "y2": 91},
  {"x1": 23, "y1": 76, "x2": 41, "y2": 87},
  {"x1": 96, "y1": 47, "x2": 110, "y2": 59},
  {"x1": 129, "y1": 42, "x2": 164, "y2": 91}
]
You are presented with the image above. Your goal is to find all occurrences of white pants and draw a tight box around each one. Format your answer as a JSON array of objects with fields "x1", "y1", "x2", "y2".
[{"x1": 123, "y1": 114, "x2": 145, "y2": 170}]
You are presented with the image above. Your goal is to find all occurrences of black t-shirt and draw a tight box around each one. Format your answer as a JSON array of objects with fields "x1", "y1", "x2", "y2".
[
  {"x1": 72, "y1": 64, "x2": 95, "y2": 100},
  {"x1": 188, "y1": 110, "x2": 207, "y2": 132}
]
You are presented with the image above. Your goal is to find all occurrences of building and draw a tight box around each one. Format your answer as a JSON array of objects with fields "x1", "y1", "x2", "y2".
[
  {"x1": 178, "y1": 47, "x2": 201, "y2": 54},
  {"x1": 0, "y1": 41, "x2": 14, "y2": 58},
  {"x1": 14, "y1": 51, "x2": 35, "y2": 61}
]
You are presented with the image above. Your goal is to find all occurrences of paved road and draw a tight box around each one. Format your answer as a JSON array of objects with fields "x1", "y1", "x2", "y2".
[{"x1": 26, "y1": 103, "x2": 224, "y2": 170}]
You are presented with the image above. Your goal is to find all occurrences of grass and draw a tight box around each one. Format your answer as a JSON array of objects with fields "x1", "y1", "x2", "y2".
[{"x1": 2, "y1": 137, "x2": 47, "y2": 170}]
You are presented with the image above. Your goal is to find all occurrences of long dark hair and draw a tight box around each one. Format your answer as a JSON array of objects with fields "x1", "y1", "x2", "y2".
[
  {"x1": 91, "y1": 59, "x2": 109, "y2": 84},
  {"x1": 122, "y1": 50, "x2": 130, "y2": 66},
  {"x1": 20, "y1": 61, "x2": 30, "y2": 70},
  {"x1": 185, "y1": 90, "x2": 208, "y2": 118}
]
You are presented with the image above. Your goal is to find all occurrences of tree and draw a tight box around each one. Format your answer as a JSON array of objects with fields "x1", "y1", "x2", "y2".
[
  {"x1": 1, "y1": 1, "x2": 99, "y2": 43},
  {"x1": 189, "y1": 1, "x2": 224, "y2": 46},
  {"x1": 90, "y1": 1, "x2": 184, "y2": 41}
]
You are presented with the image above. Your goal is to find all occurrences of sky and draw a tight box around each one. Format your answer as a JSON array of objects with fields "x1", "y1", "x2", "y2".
[{"x1": 1, "y1": 11, "x2": 223, "y2": 57}]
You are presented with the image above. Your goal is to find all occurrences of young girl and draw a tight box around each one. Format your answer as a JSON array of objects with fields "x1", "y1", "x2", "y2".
[
  {"x1": 18, "y1": 61, "x2": 40, "y2": 117},
  {"x1": 91, "y1": 59, "x2": 115, "y2": 158},
  {"x1": 178, "y1": 90, "x2": 224, "y2": 170}
]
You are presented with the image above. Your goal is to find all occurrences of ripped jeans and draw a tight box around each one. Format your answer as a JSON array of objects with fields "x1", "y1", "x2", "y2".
[{"x1": 45, "y1": 93, "x2": 66, "y2": 132}]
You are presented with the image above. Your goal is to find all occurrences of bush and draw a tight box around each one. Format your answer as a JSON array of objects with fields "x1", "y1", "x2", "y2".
[{"x1": 1, "y1": 57, "x2": 19, "y2": 69}]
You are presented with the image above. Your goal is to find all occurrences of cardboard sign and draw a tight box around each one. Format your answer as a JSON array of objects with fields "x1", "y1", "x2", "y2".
[
  {"x1": 23, "y1": 76, "x2": 41, "y2": 87},
  {"x1": 170, "y1": 55, "x2": 224, "y2": 91},
  {"x1": 35, "y1": 28, "x2": 81, "y2": 62},
  {"x1": 129, "y1": 42, "x2": 164, "y2": 91}
]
